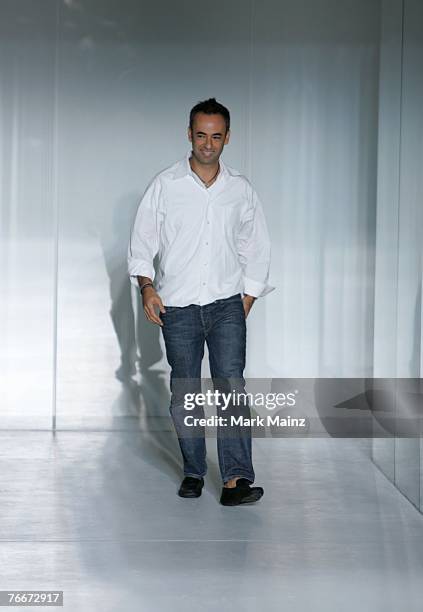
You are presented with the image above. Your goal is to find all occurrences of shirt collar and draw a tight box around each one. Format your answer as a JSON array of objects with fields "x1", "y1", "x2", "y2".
[{"x1": 172, "y1": 150, "x2": 230, "y2": 182}]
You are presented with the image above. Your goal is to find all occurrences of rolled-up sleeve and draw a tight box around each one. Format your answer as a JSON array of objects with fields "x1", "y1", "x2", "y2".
[
  {"x1": 127, "y1": 177, "x2": 162, "y2": 286},
  {"x1": 237, "y1": 186, "x2": 275, "y2": 298}
]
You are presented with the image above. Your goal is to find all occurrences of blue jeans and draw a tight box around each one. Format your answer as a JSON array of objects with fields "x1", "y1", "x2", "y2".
[{"x1": 160, "y1": 293, "x2": 255, "y2": 484}]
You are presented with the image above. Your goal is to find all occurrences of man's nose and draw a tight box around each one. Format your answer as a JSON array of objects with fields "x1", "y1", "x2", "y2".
[{"x1": 205, "y1": 138, "x2": 212, "y2": 149}]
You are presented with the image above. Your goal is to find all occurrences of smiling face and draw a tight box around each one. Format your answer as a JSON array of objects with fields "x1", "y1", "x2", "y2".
[{"x1": 188, "y1": 112, "x2": 230, "y2": 166}]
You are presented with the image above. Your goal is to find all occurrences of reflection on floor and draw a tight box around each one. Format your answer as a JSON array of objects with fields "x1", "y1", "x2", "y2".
[{"x1": 1, "y1": 433, "x2": 423, "y2": 612}]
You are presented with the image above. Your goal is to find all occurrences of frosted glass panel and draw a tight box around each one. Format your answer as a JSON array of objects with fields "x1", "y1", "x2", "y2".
[
  {"x1": 373, "y1": 0, "x2": 423, "y2": 512},
  {"x1": 0, "y1": 1, "x2": 56, "y2": 428},
  {"x1": 394, "y1": 0, "x2": 423, "y2": 511},
  {"x1": 250, "y1": 0, "x2": 380, "y2": 378},
  {"x1": 371, "y1": 0, "x2": 403, "y2": 489},
  {"x1": 55, "y1": 0, "x2": 251, "y2": 427}
]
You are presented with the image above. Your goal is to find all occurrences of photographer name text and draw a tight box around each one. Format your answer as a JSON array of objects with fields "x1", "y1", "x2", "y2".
[{"x1": 183, "y1": 415, "x2": 306, "y2": 427}]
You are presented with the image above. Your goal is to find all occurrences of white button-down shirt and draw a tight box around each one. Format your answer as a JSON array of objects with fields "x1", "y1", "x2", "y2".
[{"x1": 128, "y1": 150, "x2": 274, "y2": 307}]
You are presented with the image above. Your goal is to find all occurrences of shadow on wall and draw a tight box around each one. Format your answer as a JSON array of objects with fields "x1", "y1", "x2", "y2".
[{"x1": 97, "y1": 191, "x2": 181, "y2": 468}]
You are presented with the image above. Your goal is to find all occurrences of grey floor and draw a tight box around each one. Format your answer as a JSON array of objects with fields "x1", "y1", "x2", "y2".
[{"x1": 1, "y1": 431, "x2": 423, "y2": 612}]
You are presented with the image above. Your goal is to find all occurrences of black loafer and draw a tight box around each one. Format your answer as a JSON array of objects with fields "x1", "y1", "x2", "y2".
[
  {"x1": 220, "y1": 478, "x2": 264, "y2": 506},
  {"x1": 178, "y1": 476, "x2": 204, "y2": 498}
]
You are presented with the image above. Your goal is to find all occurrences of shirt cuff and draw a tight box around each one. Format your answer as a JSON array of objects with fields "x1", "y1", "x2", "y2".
[
  {"x1": 243, "y1": 277, "x2": 275, "y2": 298},
  {"x1": 128, "y1": 263, "x2": 155, "y2": 287}
]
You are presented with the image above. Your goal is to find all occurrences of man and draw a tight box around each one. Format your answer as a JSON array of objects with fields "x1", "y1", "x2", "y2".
[{"x1": 128, "y1": 98, "x2": 273, "y2": 505}]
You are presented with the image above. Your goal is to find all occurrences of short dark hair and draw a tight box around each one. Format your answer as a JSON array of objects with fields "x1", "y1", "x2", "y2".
[{"x1": 189, "y1": 98, "x2": 230, "y2": 133}]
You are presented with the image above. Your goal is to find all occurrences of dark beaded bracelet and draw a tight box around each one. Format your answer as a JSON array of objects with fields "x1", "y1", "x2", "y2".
[{"x1": 139, "y1": 282, "x2": 154, "y2": 294}]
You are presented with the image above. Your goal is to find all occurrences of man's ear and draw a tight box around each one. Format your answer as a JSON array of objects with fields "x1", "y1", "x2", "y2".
[
  {"x1": 224, "y1": 129, "x2": 230, "y2": 144},
  {"x1": 187, "y1": 127, "x2": 192, "y2": 142}
]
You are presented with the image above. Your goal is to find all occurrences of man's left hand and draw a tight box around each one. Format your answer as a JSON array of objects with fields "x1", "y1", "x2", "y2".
[{"x1": 242, "y1": 294, "x2": 256, "y2": 318}]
